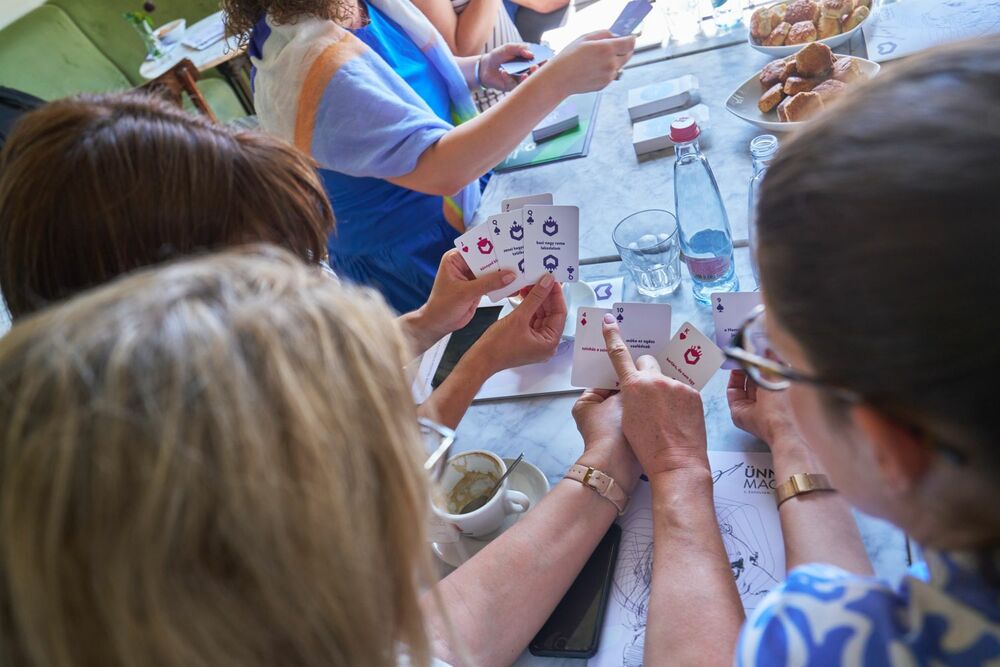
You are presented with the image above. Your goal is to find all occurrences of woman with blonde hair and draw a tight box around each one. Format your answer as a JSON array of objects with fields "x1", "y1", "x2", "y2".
[{"x1": 0, "y1": 246, "x2": 640, "y2": 666}]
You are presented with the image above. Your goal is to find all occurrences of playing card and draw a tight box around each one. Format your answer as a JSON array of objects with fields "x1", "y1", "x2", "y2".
[
  {"x1": 662, "y1": 321, "x2": 725, "y2": 391},
  {"x1": 571, "y1": 307, "x2": 619, "y2": 390},
  {"x1": 522, "y1": 205, "x2": 580, "y2": 284},
  {"x1": 610, "y1": 0, "x2": 654, "y2": 36},
  {"x1": 485, "y1": 210, "x2": 534, "y2": 302},
  {"x1": 611, "y1": 302, "x2": 672, "y2": 361},
  {"x1": 501, "y1": 193, "x2": 553, "y2": 213},
  {"x1": 499, "y1": 43, "x2": 556, "y2": 75},
  {"x1": 711, "y1": 292, "x2": 763, "y2": 370},
  {"x1": 453, "y1": 221, "x2": 499, "y2": 277}
]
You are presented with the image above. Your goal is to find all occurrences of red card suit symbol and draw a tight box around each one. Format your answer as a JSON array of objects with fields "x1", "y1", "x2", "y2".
[
  {"x1": 679, "y1": 328, "x2": 689, "y2": 340},
  {"x1": 477, "y1": 237, "x2": 494, "y2": 255},
  {"x1": 581, "y1": 312, "x2": 588, "y2": 326},
  {"x1": 684, "y1": 345, "x2": 702, "y2": 365},
  {"x1": 543, "y1": 217, "x2": 559, "y2": 237},
  {"x1": 510, "y1": 222, "x2": 524, "y2": 241},
  {"x1": 461, "y1": 243, "x2": 470, "y2": 253},
  {"x1": 543, "y1": 255, "x2": 559, "y2": 271}
]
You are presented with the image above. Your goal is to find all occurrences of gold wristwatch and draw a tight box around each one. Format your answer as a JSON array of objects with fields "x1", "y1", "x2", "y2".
[
  {"x1": 775, "y1": 473, "x2": 835, "y2": 508},
  {"x1": 565, "y1": 464, "x2": 629, "y2": 515}
]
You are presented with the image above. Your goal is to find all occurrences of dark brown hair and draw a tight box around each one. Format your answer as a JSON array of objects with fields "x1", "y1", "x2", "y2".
[
  {"x1": 221, "y1": 0, "x2": 353, "y2": 41},
  {"x1": 757, "y1": 37, "x2": 1000, "y2": 463},
  {"x1": 0, "y1": 92, "x2": 334, "y2": 319}
]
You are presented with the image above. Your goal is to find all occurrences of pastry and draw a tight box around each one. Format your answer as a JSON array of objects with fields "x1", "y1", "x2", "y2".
[
  {"x1": 758, "y1": 83, "x2": 785, "y2": 113},
  {"x1": 842, "y1": 5, "x2": 869, "y2": 30},
  {"x1": 817, "y1": 15, "x2": 841, "y2": 38},
  {"x1": 812, "y1": 78, "x2": 847, "y2": 102},
  {"x1": 784, "y1": 0, "x2": 819, "y2": 24},
  {"x1": 832, "y1": 56, "x2": 863, "y2": 82},
  {"x1": 783, "y1": 76, "x2": 819, "y2": 95},
  {"x1": 852, "y1": 0, "x2": 870, "y2": 8},
  {"x1": 820, "y1": 0, "x2": 849, "y2": 18},
  {"x1": 759, "y1": 58, "x2": 797, "y2": 86},
  {"x1": 765, "y1": 22, "x2": 792, "y2": 46},
  {"x1": 750, "y1": 6, "x2": 776, "y2": 42},
  {"x1": 794, "y1": 41, "x2": 834, "y2": 77},
  {"x1": 776, "y1": 96, "x2": 792, "y2": 121},
  {"x1": 786, "y1": 20, "x2": 818, "y2": 45},
  {"x1": 771, "y1": 2, "x2": 788, "y2": 23},
  {"x1": 781, "y1": 91, "x2": 824, "y2": 121}
]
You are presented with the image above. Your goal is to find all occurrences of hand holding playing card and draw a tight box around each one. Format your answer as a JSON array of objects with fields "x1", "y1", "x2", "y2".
[
  {"x1": 726, "y1": 370, "x2": 804, "y2": 448},
  {"x1": 479, "y1": 43, "x2": 538, "y2": 92},
  {"x1": 602, "y1": 315, "x2": 711, "y2": 476},
  {"x1": 476, "y1": 273, "x2": 568, "y2": 371},
  {"x1": 414, "y1": 249, "x2": 516, "y2": 347},
  {"x1": 571, "y1": 390, "x2": 642, "y2": 493}
]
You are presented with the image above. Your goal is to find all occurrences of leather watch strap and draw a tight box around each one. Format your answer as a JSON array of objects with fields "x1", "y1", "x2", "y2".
[
  {"x1": 565, "y1": 464, "x2": 629, "y2": 515},
  {"x1": 775, "y1": 473, "x2": 835, "y2": 508}
]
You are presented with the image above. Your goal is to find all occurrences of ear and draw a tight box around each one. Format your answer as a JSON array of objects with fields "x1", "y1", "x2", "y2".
[{"x1": 849, "y1": 405, "x2": 933, "y2": 493}]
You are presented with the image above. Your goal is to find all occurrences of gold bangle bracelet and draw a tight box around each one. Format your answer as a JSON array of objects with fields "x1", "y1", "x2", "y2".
[{"x1": 775, "y1": 473, "x2": 835, "y2": 508}]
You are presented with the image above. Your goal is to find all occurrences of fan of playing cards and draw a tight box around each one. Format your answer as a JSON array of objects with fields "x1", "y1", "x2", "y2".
[{"x1": 455, "y1": 193, "x2": 580, "y2": 303}]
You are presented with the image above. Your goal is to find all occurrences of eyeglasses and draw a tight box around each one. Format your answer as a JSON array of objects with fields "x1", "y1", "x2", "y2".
[
  {"x1": 724, "y1": 304, "x2": 967, "y2": 464},
  {"x1": 724, "y1": 304, "x2": 860, "y2": 402},
  {"x1": 421, "y1": 418, "x2": 456, "y2": 482}
]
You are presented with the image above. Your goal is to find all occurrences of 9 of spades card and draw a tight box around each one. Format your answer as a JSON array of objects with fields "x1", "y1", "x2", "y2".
[
  {"x1": 522, "y1": 205, "x2": 580, "y2": 284},
  {"x1": 711, "y1": 292, "x2": 763, "y2": 370}
]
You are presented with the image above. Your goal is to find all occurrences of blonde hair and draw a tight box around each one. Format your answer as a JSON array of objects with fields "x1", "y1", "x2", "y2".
[{"x1": 0, "y1": 245, "x2": 433, "y2": 667}]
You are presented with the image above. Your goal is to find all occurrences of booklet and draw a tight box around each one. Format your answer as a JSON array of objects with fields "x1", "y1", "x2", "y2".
[{"x1": 495, "y1": 91, "x2": 602, "y2": 173}]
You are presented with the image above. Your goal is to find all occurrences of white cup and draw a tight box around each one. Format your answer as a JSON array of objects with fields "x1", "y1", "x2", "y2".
[{"x1": 432, "y1": 450, "x2": 531, "y2": 539}]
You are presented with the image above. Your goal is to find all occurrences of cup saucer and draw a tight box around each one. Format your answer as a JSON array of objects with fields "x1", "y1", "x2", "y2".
[{"x1": 432, "y1": 457, "x2": 550, "y2": 568}]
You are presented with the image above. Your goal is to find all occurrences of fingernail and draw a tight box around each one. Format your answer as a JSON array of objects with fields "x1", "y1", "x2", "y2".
[
  {"x1": 603, "y1": 313, "x2": 615, "y2": 324},
  {"x1": 502, "y1": 272, "x2": 516, "y2": 285},
  {"x1": 539, "y1": 273, "x2": 554, "y2": 288}
]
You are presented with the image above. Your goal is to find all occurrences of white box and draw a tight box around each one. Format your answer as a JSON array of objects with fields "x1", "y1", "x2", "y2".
[
  {"x1": 627, "y1": 74, "x2": 698, "y2": 121},
  {"x1": 632, "y1": 104, "x2": 710, "y2": 157},
  {"x1": 532, "y1": 100, "x2": 580, "y2": 142}
]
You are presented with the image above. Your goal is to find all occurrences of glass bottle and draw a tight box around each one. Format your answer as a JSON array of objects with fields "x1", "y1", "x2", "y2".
[{"x1": 747, "y1": 134, "x2": 778, "y2": 288}]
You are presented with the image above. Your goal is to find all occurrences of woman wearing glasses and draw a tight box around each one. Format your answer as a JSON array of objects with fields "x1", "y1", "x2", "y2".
[
  {"x1": 601, "y1": 38, "x2": 1000, "y2": 665},
  {"x1": 0, "y1": 246, "x2": 640, "y2": 666}
]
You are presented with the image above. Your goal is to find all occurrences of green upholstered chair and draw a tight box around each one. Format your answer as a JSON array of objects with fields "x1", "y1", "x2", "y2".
[{"x1": 0, "y1": 2, "x2": 247, "y2": 122}]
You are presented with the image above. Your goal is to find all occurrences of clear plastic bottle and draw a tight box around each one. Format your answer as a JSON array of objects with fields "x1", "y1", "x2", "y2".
[
  {"x1": 671, "y1": 117, "x2": 739, "y2": 304},
  {"x1": 711, "y1": 0, "x2": 745, "y2": 30},
  {"x1": 747, "y1": 134, "x2": 778, "y2": 288}
]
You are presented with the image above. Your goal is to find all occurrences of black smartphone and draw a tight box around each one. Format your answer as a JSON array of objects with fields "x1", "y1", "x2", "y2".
[
  {"x1": 529, "y1": 523, "x2": 622, "y2": 659},
  {"x1": 430, "y1": 306, "x2": 503, "y2": 389}
]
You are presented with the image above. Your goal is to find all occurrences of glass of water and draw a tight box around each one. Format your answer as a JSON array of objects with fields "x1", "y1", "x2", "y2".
[{"x1": 613, "y1": 209, "x2": 682, "y2": 297}]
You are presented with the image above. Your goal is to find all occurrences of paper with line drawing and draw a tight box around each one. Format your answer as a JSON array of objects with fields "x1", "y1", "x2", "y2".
[{"x1": 591, "y1": 451, "x2": 784, "y2": 667}]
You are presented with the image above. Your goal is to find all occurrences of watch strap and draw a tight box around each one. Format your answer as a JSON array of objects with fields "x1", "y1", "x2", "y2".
[
  {"x1": 775, "y1": 473, "x2": 835, "y2": 507},
  {"x1": 566, "y1": 464, "x2": 629, "y2": 515}
]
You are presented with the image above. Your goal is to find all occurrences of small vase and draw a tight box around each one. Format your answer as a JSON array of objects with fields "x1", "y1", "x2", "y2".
[{"x1": 123, "y1": 11, "x2": 166, "y2": 61}]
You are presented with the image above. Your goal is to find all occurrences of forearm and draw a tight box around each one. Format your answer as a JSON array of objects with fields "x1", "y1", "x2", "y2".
[
  {"x1": 455, "y1": 0, "x2": 501, "y2": 56},
  {"x1": 511, "y1": 0, "x2": 568, "y2": 13},
  {"x1": 418, "y1": 343, "x2": 498, "y2": 429},
  {"x1": 390, "y1": 72, "x2": 564, "y2": 195},
  {"x1": 423, "y1": 447, "x2": 632, "y2": 666},
  {"x1": 645, "y1": 468, "x2": 745, "y2": 666},
  {"x1": 771, "y1": 435, "x2": 873, "y2": 575},
  {"x1": 399, "y1": 308, "x2": 445, "y2": 357}
]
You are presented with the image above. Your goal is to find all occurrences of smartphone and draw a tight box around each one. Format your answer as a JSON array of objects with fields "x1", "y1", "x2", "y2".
[
  {"x1": 529, "y1": 523, "x2": 622, "y2": 659},
  {"x1": 431, "y1": 306, "x2": 502, "y2": 389}
]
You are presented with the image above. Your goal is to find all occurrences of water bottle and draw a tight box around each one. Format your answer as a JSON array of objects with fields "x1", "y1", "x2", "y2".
[
  {"x1": 671, "y1": 117, "x2": 739, "y2": 303},
  {"x1": 747, "y1": 134, "x2": 778, "y2": 288},
  {"x1": 711, "y1": 0, "x2": 744, "y2": 30}
]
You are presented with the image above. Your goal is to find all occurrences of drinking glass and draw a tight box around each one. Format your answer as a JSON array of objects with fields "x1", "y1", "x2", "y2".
[
  {"x1": 613, "y1": 210, "x2": 682, "y2": 297},
  {"x1": 665, "y1": 0, "x2": 703, "y2": 43}
]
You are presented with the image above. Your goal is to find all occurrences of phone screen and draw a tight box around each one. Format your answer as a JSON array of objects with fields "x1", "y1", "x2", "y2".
[
  {"x1": 431, "y1": 306, "x2": 503, "y2": 389},
  {"x1": 529, "y1": 523, "x2": 622, "y2": 658}
]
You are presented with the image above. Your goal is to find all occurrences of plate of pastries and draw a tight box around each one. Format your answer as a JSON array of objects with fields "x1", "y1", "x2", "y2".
[
  {"x1": 726, "y1": 42, "x2": 879, "y2": 131},
  {"x1": 748, "y1": 0, "x2": 873, "y2": 56}
]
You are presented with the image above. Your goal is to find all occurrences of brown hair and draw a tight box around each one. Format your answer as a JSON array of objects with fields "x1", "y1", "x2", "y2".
[
  {"x1": 221, "y1": 0, "x2": 354, "y2": 42},
  {"x1": 0, "y1": 245, "x2": 433, "y2": 667},
  {"x1": 0, "y1": 92, "x2": 334, "y2": 319},
  {"x1": 757, "y1": 37, "x2": 1000, "y2": 464}
]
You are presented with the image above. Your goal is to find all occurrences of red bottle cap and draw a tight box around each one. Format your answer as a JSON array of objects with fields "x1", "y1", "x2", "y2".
[{"x1": 669, "y1": 117, "x2": 700, "y2": 143}]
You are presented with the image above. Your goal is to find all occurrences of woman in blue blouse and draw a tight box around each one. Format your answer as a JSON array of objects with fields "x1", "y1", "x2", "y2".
[
  {"x1": 224, "y1": 0, "x2": 634, "y2": 312},
  {"x1": 600, "y1": 37, "x2": 1000, "y2": 665}
]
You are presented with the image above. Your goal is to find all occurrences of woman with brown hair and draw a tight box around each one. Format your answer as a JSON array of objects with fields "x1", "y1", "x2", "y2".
[
  {"x1": 0, "y1": 91, "x2": 565, "y2": 429},
  {"x1": 600, "y1": 37, "x2": 1000, "y2": 665},
  {"x1": 0, "y1": 246, "x2": 640, "y2": 666}
]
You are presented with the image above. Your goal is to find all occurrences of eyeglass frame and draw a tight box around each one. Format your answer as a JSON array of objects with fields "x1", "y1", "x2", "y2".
[{"x1": 421, "y1": 417, "x2": 456, "y2": 481}]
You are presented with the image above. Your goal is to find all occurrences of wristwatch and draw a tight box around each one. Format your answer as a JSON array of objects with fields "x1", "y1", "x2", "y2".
[
  {"x1": 565, "y1": 464, "x2": 629, "y2": 515},
  {"x1": 775, "y1": 473, "x2": 835, "y2": 508}
]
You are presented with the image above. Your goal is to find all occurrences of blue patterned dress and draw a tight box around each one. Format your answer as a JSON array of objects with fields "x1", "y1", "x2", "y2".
[{"x1": 737, "y1": 549, "x2": 1000, "y2": 666}]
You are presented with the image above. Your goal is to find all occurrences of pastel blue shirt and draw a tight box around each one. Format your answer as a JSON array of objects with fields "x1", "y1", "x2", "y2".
[{"x1": 737, "y1": 549, "x2": 1000, "y2": 666}]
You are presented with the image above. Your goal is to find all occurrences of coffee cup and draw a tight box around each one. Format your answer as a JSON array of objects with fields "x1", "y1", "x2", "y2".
[{"x1": 431, "y1": 450, "x2": 531, "y2": 539}]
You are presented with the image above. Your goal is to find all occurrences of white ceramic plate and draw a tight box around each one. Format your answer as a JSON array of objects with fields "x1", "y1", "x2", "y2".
[
  {"x1": 746, "y1": 0, "x2": 874, "y2": 57},
  {"x1": 726, "y1": 55, "x2": 880, "y2": 132}
]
